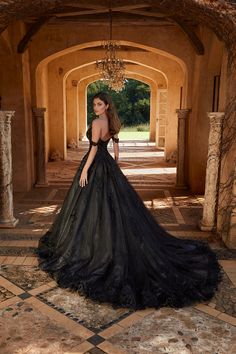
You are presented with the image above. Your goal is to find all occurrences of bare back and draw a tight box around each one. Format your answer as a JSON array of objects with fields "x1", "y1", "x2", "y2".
[{"x1": 97, "y1": 118, "x2": 111, "y2": 140}]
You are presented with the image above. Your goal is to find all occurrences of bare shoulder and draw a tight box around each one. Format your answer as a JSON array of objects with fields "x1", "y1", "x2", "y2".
[
  {"x1": 91, "y1": 119, "x2": 101, "y2": 127},
  {"x1": 91, "y1": 119, "x2": 102, "y2": 131}
]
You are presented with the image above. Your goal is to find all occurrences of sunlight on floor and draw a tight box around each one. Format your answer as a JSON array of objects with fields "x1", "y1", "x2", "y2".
[
  {"x1": 19, "y1": 205, "x2": 58, "y2": 216},
  {"x1": 123, "y1": 167, "x2": 176, "y2": 175},
  {"x1": 118, "y1": 151, "x2": 164, "y2": 157}
]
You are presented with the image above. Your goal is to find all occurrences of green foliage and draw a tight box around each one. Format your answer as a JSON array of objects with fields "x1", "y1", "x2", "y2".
[
  {"x1": 87, "y1": 79, "x2": 150, "y2": 127},
  {"x1": 136, "y1": 123, "x2": 150, "y2": 132}
]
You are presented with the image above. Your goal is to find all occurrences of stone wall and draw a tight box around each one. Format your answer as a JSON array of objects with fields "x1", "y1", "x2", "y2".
[{"x1": 0, "y1": 22, "x2": 35, "y2": 192}]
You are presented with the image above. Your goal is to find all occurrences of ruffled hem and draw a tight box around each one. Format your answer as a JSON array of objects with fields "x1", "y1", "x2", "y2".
[{"x1": 37, "y1": 240, "x2": 223, "y2": 311}]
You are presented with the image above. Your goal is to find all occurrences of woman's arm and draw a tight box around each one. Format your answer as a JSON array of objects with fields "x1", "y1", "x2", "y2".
[
  {"x1": 113, "y1": 134, "x2": 119, "y2": 162},
  {"x1": 79, "y1": 120, "x2": 101, "y2": 187},
  {"x1": 83, "y1": 120, "x2": 101, "y2": 170}
]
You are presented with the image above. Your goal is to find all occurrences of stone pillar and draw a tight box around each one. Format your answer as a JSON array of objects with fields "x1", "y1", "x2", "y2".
[
  {"x1": 66, "y1": 79, "x2": 79, "y2": 146},
  {"x1": 227, "y1": 160, "x2": 236, "y2": 246},
  {"x1": 78, "y1": 83, "x2": 87, "y2": 141},
  {"x1": 0, "y1": 111, "x2": 19, "y2": 228},
  {"x1": 175, "y1": 109, "x2": 191, "y2": 188},
  {"x1": 32, "y1": 108, "x2": 49, "y2": 187},
  {"x1": 156, "y1": 89, "x2": 168, "y2": 149},
  {"x1": 149, "y1": 85, "x2": 157, "y2": 142},
  {"x1": 199, "y1": 112, "x2": 224, "y2": 231}
]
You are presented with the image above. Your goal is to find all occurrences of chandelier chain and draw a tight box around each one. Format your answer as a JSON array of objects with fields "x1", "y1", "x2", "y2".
[{"x1": 95, "y1": 7, "x2": 126, "y2": 92}]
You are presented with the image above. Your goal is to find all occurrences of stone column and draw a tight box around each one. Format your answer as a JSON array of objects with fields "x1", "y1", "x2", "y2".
[
  {"x1": 32, "y1": 108, "x2": 49, "y2": 187},
  {"x1": 226, "y1": 160, "x2": 236, "y2": 247},
  {"x1": 199, "y1": 112, "x2": 224, "y2": 231},
  {"x1": 78, "y1": 83, "x2": 87, "y2": 141},
  {"x1": 0, "y1": 111, "x2": 19, "y2": 228},
  {"x1": 66, "y1": 79, "x2": 79, "y2": 146},
  {"x1": 149, "y1": 85, "x2": 157, "y2": 142},
  {"x1": 175, "y1": 109, "x2": 191, "y2": 188}
]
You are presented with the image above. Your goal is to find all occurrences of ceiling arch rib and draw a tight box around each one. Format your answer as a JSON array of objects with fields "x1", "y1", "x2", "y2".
[
  {"x1": 65, "y1": 62, "x2": 163, "y2": 87},
  {"x1": 63, "y1": 58, "x2": 169, "y2": 85},
  {"x1": 36, "y1": 39, "x2": 187, "y2": 107},
  {"x1": 17, "y1": 16, "x2": 51, "y2": 53},
  {"x1": 171, "y1": 17, "x2": 204, "y2": 55},
  {"x1": 84, "y1": 74, "x2": 155, "y2": 92},
  {"x1": 67, "y1": 71, "x2": 156, "y2": 89},
  {"x1": 16, "y1": 3, "x2": 204, "y2": 55}
]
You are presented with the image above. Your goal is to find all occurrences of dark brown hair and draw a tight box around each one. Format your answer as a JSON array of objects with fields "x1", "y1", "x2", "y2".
[{"x1": 93, "y1": 92, "x2": 121, "y2": 136}]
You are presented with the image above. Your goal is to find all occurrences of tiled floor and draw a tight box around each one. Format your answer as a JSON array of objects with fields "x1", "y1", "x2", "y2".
[{"x1": 0, "y1": 140, "x2": 236, "y2": 353}]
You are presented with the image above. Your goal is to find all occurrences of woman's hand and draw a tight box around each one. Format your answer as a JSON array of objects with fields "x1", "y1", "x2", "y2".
[{"x1": 79, "y1": 168, "x2": 88, "y2": 187}]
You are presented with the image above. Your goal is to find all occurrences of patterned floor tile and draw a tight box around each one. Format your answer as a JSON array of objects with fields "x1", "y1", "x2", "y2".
[
  {"x1": 179, "y1": 207, "x2": 203, "y2": 226},
  {"x1": 108, "y1": 307, "x2": 236, "y2": 354},
  {"x1": 37, "y1": 287, "x2": 133, "y2": 333},
  {"x1": 0, "y1": 142, "x2": 235, "y2": 353},
  {"x1": 214, "y1": 249, "x2": 236, "y2": 260},
  {"x1": 0, "y1": 247, "x2": 37, "y2": 256},
  {"x1": 52, "y1": 189, "x2": 68, "y2": 200},
  {"x1": 152, "y1": 208, "x2": 177, "y2": 224},
  {"x1": 0, "y1": 300, "x2": 85, "y2": 354},
  {"x1": 86, "y1": 348, "x2": 107, "y2": 354},
  {"x1": 0, "y1": 285, "x2": 15, "y2": 302},
  {"x1": 0, "y1": 265, "x2": 52, "y2": 291},
  {"x1": 211, "y1": 271, "x2": 236, "y2": 318}
]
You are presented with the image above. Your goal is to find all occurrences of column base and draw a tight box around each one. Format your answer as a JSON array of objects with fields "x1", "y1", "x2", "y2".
[
  {"x1": 34, "y1": 182, "x2": 49, "y2": 187},
  {"x1": 175, "y1": 184, "x2": 189, "y2": 190},
  {"x1": 221, "y1": 230, "x2": 236, "y2": 249},
  {"x1": 198, "y1": 219, "x2": 214, "y2": 231},
  {"x1": 0, "y1": 218, "x2": 19, "y2": 228}
]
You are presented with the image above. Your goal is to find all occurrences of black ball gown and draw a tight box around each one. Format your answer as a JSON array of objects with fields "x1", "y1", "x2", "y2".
[{"x1": 37, "y1": 124, "x2": 222, "y2": 310}]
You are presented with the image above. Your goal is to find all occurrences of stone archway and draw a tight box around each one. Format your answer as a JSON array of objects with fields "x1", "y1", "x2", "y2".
[
  {"x1": 35, "y1": 43, "x2": 185, "y2": 162},
  {"x1": 64, "y1": 64, "x2": 167, "y2": 150},
  {"x1": 70, "y1": 73, "x2": 158, "y2": 143},
  {"x1": 33, "y1": 41, "x2": 236, "y2": 248}
]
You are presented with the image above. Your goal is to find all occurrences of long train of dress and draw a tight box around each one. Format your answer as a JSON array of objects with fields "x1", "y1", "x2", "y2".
[{"x1": 37, "y1": 126, "x2": 222, "y2": 310}]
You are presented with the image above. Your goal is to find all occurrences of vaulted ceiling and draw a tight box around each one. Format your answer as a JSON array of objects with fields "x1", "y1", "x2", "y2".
[{"x1": 1, "y1": 0, "x2": 236, "y2": 55}]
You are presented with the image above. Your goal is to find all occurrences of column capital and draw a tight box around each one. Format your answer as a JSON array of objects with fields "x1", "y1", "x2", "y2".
[
  {"x1": 207, "y1": 112, "x2": 225, "y2": 126},
  {"x1": 32, "y1": 107, "x2": 46, "y2": 117},
  {"x1": 176, "y1": 109, "x2": 192, "y2": 119},
  {"x1": 0, "y1": 111, "x2": 15, "y2": 121}
]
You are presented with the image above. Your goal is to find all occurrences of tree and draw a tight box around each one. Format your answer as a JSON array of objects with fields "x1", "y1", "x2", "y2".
[{"x1": 87, "y1": 79, "x2": 150, "y2": 127}]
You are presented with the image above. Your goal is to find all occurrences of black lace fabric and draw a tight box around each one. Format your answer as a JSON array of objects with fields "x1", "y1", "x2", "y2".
[{"x1": 37, "y1": 126, "x2": 223, "y2": 310}]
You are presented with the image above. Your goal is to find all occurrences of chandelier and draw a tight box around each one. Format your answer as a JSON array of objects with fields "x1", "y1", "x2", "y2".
[{"x1": 95, "y1": 9, "x2": 126, "y2": 92}]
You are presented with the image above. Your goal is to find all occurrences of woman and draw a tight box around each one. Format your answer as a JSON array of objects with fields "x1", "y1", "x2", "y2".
[{"x1": 37, "y1": 91, "x2": 222, "y2": 310}]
